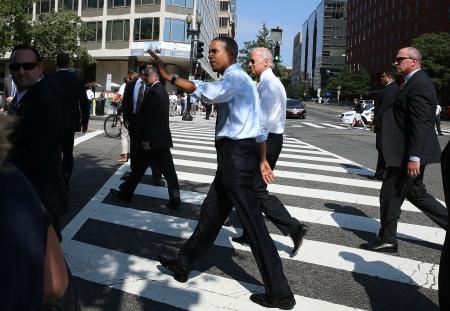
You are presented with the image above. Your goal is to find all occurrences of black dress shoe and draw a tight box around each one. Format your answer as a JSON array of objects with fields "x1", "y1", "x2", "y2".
[
  {"x1": 165, "y1": 198, "x2": 181, "y2": 209},
  {"x1": 109, "y1": 188, "x2": 131, "y2": 203},
  {"x1": 231, "y1": 234, "x2": 250, "y2": 246},
  {"x1": 250, "y1": 293, "x2": 296, "y2": 310},
  {"x1": 152, "y1": 178, "x2": 166, "y2": 187},
  {"x1": 157, "y1": 254, "x2": 190, "y2": 283},
  {"x1": 360, "y1": 240, "x2": 398, "y2": 253},
  {"x1": 121, "y1": 171, "x2": 131, "y2": 181},
  {"x1": 368, "y1": 172, "x2": 385, "y2": 180},
  {"x1": 290, "y1": 224, "x2": 309, "y2": 257}
]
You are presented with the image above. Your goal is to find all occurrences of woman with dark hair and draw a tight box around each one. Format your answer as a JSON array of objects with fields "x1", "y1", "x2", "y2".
[{"x1": 0, "y1": 115, "x2": 68, "y2": 310}]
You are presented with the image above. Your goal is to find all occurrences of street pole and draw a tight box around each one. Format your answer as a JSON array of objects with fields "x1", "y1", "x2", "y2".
[{"x1": 182, "y1": 14, "x2": 202, "y2": 121}]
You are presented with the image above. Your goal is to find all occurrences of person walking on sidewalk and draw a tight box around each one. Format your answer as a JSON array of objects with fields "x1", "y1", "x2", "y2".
[
  {"x1": 350, "y1": 98, "x2": 365, "y2": 129},
  {"x1": 232, "y1": 47, "x2": 308, "y2": 257},
  {"x1": 149, "y1": 37, "x2": 296, "y2": 309}
]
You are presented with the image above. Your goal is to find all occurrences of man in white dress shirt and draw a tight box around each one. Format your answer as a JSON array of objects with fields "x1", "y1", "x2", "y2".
[
  {"x1": 149, "y1": 37, "x2": 295, "y2": 309},
  {"x1": 232, "y1": 47, "x2": 308, "y2": 257}
]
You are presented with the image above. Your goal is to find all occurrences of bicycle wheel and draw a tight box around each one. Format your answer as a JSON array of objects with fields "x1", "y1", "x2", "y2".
[{"x1": 104, "y1": 115, "x2": 121, "y2": 138}]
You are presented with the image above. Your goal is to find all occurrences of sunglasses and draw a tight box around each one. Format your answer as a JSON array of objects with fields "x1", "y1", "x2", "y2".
[
  {"x1": 9, "y1": 62, "x2": 39, "y2": 71},
  {"x1": 395, "y1": 57, "x2": 413, "y2": 64}
]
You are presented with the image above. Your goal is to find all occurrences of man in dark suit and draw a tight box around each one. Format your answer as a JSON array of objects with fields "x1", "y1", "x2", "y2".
[
  {"x1": 440, "y1": 141, "x2": 450, "y2": 310},
  {"x1": 7, "y1": 45, "x2": 68, "y2": 239},
  {"x1": 110, "y1": 65, "x2": 181, "y2": 208},
  {"x1": 361, "y1": 47, "x2": 448, "y2": 253},
  {"x1": 121, "y1": 63, "x2": 162, "y2": 184},
  {"x1": 53, "y1": 52, "x2": 90, "y2": 188},
  {"x1": 370, "y1": 72, "x2": 398, "y2": 180}
]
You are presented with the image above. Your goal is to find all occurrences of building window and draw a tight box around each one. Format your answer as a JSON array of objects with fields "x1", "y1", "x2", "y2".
[
  {"x1": 134, "y1": 17, "x2": 159, "y2": 41},
  {"x1": 106, "y1": 19, "x2": 130, "y2": 41},
  {"x1": 108, "y1": 0, "x2": 131, "y2": 8},
  {"x1": 59, "y1": 0, "x2": 78, "y2": 10},
  {"x1": 84, "y1": 0, "x2": 103, "y2": 9},
  {"x1": 219, "y1": 17, "x2": 229, "y2": 27},
  {"x1": 166, "y1": 0, "x2": 193, "y2": 8},
  {"x1": 36, "y1": 0, "x2": 54, "y2": 14},
  {"x1": 164, "y1": 18, "x2": 187, "y2": 42},
  {"x1": 135, "y1": 0, "x2": 157, "y2": 5},
  {"x1": 220, "y1": 1, "x2": 229, "y2": 11},
  {"x1": 86, "y1": 21, "x2": 102, "y2": 42}
]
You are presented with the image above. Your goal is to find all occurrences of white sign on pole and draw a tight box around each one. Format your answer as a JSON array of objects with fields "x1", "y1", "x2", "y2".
[{"x1": 106, "y1": 73, "x2": 112, "y2": 92}]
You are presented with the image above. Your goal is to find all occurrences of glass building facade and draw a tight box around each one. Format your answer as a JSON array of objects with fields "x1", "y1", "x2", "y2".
[{"x1": 299, "y1": 0, "x2": 347, "y2": 90}]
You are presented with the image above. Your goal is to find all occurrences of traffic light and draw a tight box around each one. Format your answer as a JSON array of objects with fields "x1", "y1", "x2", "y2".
[
  {"x1": 196, "y1": 41, "x2": 204, "y2": 59},
  {"x1": 274, "y1": 44, "x2": 281, "y2": 63}
]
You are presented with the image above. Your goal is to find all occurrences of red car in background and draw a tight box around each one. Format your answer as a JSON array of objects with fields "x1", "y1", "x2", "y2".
[{"x1": 441, "y1": 106, "x2": 450, "y2": 119}]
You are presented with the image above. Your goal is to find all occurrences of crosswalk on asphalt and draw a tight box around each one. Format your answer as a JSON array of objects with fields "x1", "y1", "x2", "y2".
[{"x1": 63, "y1": 121, "x2": 443, "y2": 310}]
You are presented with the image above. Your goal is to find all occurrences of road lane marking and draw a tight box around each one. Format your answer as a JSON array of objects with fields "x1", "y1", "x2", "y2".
[
  {"x1": 301, "y1": 122, "x2": 326, "y2": 128},
  {"x1": 74, "y1": 130, "x2": 104, "y2": 146}
]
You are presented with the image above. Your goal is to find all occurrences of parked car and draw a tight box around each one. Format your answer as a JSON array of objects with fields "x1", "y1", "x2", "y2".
[
  {"x1": 286, "y1": 99, "x2": 306, "y2": 119},
  {"x1": 340, "y1": 106, "x2": 374, "y2": 125},
  {"x1": 441, "y1": 105, "x2": 450, "y2": 119}
]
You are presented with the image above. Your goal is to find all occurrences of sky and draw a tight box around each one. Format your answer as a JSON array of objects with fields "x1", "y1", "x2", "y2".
[{"x1": 235, "y1": 0, "x2": 322, "y2": 67}]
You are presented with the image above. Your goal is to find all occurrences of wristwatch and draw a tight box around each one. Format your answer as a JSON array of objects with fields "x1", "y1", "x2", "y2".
[{"x1": 170, "y1": 74, "x2": 179, "y2": 85}]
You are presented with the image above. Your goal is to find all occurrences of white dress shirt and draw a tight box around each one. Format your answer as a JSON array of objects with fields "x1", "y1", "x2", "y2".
[
  {"x1": 192, "y1": 63, "x2": 264, "y2": 141},
  {"x1": 133, "y1": 78, "x2": 146, "y2": 113},
  {"x1": 257, "y1": 68, "x2": 286, "y2": 141}
]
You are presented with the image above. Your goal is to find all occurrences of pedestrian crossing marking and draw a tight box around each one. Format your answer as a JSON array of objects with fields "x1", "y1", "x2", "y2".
[{"x1": 64, "y1": 122, "x2": 443, "y2": 310}]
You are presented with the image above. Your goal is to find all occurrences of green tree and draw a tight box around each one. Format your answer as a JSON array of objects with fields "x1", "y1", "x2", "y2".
[
  {"x1": 326, "y1": 66, "x2": 371, "y2": 100},
  {"x1": 412, "y1": 32, "x2": 450, "y2": 101},
  {"x1": 237, "y1": 23, "x2": 289, "y2": 82},
  {"x1": 0, "y1": 1, "x2": 94, "y2": 68}
]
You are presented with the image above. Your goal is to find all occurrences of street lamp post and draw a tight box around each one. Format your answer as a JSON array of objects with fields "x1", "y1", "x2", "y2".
[{"x1": 182, "y1": 14, "x2": 202, "y2": 121}]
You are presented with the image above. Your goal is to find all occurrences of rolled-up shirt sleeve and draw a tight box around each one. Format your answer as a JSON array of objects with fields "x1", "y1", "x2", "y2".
[{"x1": 191, "y1": 77, "x2": 234, "y2": 104}]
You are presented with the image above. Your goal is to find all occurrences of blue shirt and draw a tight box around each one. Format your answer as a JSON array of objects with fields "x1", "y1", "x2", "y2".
[
  {"x1": 192, "y1": 63, "x2": 265, "y2": 141},
  {"x1": 133, "y1": 78, "x2": 146, "y2": 113}
]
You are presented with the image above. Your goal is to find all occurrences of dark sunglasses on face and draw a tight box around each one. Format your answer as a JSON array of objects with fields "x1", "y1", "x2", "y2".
[
  {"x1": 249, "y1": 59, "x2": 256, "y2": 64},
  {"x1": 395, "y1": 57, "x2": 413, "y2": 64},
  {"x1": 9, "y1": 62, "x2": 39, "y2": 71}
]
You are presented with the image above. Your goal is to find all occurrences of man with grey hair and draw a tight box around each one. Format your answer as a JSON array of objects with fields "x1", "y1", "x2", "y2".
[
  {"x1": 361, "y1": 47, "x2": 447, "y2": 253},
  {"x1": 232, "y1": 47, "x2": 308, "y2": 257}
]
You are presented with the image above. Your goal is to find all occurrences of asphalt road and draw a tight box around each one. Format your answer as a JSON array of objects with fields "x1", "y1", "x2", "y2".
[{"x1": 62, "y1": 105, "x2": 448, "y2": 311}]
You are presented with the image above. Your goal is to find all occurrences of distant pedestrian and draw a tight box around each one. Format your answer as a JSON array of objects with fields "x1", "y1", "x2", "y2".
[
  {"x1": 149, "y1": 37, "x2": 296, "y2": 310},
  {"x1": 232, "y1": 47, "x2": 308, "y2": 257},
  {"x1": 351, "y1": 98, "x2": 365, "y2": 128},
  {"x1": 436, "y1": 103, "x2": 443, "y2": 136},
  {"x1": 369, "y1": 71, "x2": 398, "y2": 180},
  {"x1": 361, "y1": 47, "x2": 448, "y2": 253},
  {"x1": 52, "y1": 52, "x2": 90, "y2": 188}
]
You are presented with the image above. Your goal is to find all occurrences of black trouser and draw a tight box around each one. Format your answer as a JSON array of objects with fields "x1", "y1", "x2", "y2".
[
  {"x1": 62, "y1": 131, "x2": 75, "y2": 181},
  {"x1": 205, "y1": 104, "x2": 212, "y2": 119},
  {"x1": 243, "y1": 133, "x2": 300, "y2": 236},
  {"x1": 177, "y1": 138, "x2": 292, "y2": 298},
  {"x1": 378, "y1": 166, "x2": 448, "y2": 242},
  {"x1": 375, "y1": 133, "x2": 386, "y2": 176},
  {"x1": 119, "y1": 147, "x2": 180, "y2": 201},
  {"x1": 436, "y1": 115, "x2": 443, "y2": 135},
  {"x1": 128, "y1": 117, "x2": 162, "y2": 180},
  {"x1": 439, "y1": 142, "x2": 450, "y2": 310}
]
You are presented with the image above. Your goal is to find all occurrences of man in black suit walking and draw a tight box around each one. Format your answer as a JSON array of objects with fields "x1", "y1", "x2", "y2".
[
  {"x1": 370, "y1": 72, "x2": 398, "y2": 180},
  {"x1": 53, "y1": 52, "x2": 90, "y2": 188},
  {"x1": 121, "y1": 63, "x2": 162, "y2": 184},
  {"x1": 7, "y1": 45, "x2": 68, "y2": 239},
  {"x1": 440, "y1": 141, "x2": 450, "y2": 310},
  {"x1": 110, "y1": 66, "x2": 181, "y2": 208},
  {"x1": 361, "y1": 47, "x2": 448, "y2": 253}
]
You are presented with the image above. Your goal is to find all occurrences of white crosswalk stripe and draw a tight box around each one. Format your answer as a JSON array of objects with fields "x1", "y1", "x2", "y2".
[{"x1": 63, "y1": 121, "x2": 443, "y2": 310}]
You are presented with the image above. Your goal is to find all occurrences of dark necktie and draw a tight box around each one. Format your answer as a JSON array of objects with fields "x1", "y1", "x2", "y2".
[
  {"x1": 136, "y1": 82, "x2": 145, "y2": 113},
  {"x1": 10, "y1": 95, "x2": 18, "y2": 110}
]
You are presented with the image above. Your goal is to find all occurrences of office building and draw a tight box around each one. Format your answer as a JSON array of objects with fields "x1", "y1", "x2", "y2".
[
  {"x1": 346, "y1": 0, "x2": 450, "y2": 81},
  {"x1": 1, "y1": 0, "x2": 235, "y2": 90},
  {"x1": 218, "y1": 0, "x2": 236, "y2": 38},
  {"x1": 299, "y1": 0, "x2": 347, "y2": 90},
  {"x1": 291, "y1": 32, "x2": 302, "y2": 85}
]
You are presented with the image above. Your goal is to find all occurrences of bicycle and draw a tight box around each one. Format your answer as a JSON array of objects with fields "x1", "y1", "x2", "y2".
[{"x1": 104, "y1": 101, "x2": 123, "y2": 138}]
